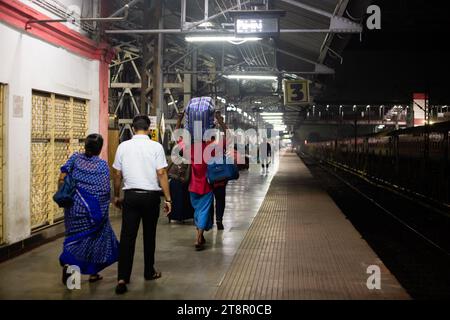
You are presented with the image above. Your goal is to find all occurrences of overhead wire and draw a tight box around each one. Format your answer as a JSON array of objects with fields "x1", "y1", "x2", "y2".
[
  {"x1": 259, "y1": 44, "x2": 269, "y2": 66},
  {"x1": 245, "y1": 44, "x2": 258, "y2": 66},
  {"x1": 248, "y1": 43, "x2": 265, "y2": 67},
  {"x1": 237, "y1": 45, "x2": 253, "y2": 66},
  {"x1": 245, "y1": 44, "x2": 262, "y2": 66}
]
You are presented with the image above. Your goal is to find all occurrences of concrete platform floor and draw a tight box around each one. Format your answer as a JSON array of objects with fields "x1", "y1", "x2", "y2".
[
  {"x1": 216, "y1": 152, "x2": 409, "y2": 300},
  {"x1": 0, "y1": 151, "x2": 408, "y2": 300},
  {"x1": 0, "y1": 157, "x2": 279, "y2": 299}
]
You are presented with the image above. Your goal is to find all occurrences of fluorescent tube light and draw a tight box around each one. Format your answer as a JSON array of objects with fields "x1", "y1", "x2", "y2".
[
  {"x1": 185, "y1": 36, "x2": 261, "y2": 42},
  {"x1": 265, "y1": 118, "x2": 284, "y2": 122},
  {"x1": 225, "y1": 75, "x2": 277, "y2": 80},
  {"x1": 261, "y1": 113, "x2": 283, "y2": 116},
  {"x1": 261, "y1": 116, "x2": 283, "y2": 119},
  {"x1": 198, "y1": 22, "x2": 214, "y2": 27}
]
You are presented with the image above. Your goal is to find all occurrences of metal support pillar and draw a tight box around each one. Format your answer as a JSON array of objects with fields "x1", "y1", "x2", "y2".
[
  {"x1": 184, "y1": 74, "x2": 192, "y2": 108},
  {"x1": 184, "y1": 47, "x2": 192, "y2": 108},
  {"x1": 204, "y1": 0, "x2": 209, "y2": 20},
  {"x1": 192, "y1": 46, "x2": 198, "y2": 97},
  {"x1": 152, "y1": 2, "x2": 164, "y2": 117},
  {"x1": 140, "y1": 0, "x2": 152, "y2": 114}
]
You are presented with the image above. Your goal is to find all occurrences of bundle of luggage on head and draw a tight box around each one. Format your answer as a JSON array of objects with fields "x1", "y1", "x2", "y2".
[{"x1": 184, "y1": 96, "x2": 216, "y2": 141}]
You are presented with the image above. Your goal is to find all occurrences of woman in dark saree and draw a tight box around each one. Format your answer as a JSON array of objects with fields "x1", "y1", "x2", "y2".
[{"x1": 58, "y1": 134, "x2": 119, "y2": 284}]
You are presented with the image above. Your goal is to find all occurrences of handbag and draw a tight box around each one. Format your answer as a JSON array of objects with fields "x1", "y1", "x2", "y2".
[
  {"x1": 53, "y1": 154, "x2": 78, "y2": 208},
  {"x1": 168, "y1": 161, "x2": 191, "y2": 184},
  {"x1": 53, "y1": 174, "x2": 76, "y2": 208},
  {"x1": 206, "y1": 156, "x2": 239, "y2": 184}
]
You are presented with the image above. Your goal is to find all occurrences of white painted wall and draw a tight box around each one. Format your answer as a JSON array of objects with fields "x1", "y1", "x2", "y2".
[
  {"x1": 0, "y1": 22, "x2": 100, "y2": 244},
  {"x1": 19, "y1": 0, "x2": 99, "y2": 34}
]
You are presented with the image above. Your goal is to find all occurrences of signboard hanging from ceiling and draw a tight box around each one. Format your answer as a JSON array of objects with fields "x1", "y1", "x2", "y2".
[
  {"x1": 283, "y1": 80, "x2": 310, "y2": 105},
  {"x1": 230, "y1": 10, "x2": 286, "y2": 37},
  {"x1": 149, "y1": 115, "x2": 158, "y2": 142}
]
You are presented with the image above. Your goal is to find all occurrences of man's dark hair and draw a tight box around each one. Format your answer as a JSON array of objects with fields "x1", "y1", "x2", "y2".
[
  {"x1": 85, "y1": 133, "x2": 103, "y2": 157},
  {"x1": 133, "y1": 115, "x2": 151, "y2": 131}
]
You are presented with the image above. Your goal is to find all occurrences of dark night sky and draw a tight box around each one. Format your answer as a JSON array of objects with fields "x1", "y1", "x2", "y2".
[{"x1": 318, "y1": 0, "x2": 450, "y2": 104}]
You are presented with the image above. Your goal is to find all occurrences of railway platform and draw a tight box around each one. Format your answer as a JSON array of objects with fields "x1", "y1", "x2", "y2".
[{"x1": 0, "y1": 151, "x2": 408, "y2": 300}]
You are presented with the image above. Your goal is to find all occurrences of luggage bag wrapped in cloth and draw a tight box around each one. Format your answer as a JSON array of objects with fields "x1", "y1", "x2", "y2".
[{"x1": 184, "y1": 97, "x2": 215, "y2": 141}]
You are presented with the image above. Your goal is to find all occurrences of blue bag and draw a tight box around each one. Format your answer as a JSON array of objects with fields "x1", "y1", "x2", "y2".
[
  {"x1": 53, "y1": 174, "x2": 76, "y2": 208},
  {"x1": 207, "y1": 156, "x2": 239, "y2": 184}
]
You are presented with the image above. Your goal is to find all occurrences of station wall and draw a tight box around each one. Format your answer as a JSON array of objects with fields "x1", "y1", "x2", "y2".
[
  {"x1": 19, "y1": 0, "x2": 100, "y2": 35},
  {"x1": 0, "y1": 22, "x2": 100, "y2": 244}
]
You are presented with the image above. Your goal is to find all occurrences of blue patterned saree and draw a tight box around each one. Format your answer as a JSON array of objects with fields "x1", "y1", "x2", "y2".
[{"x1": 59, "y1": 153, "x2": 119, "y2": 275}]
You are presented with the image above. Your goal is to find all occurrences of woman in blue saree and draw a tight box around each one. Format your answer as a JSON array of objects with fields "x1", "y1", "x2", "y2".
[{"x1": 58, "y1": 134, "x2": 119, "y2": 284}]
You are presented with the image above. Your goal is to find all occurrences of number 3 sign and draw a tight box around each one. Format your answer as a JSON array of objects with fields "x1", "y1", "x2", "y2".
[{"x1": 284, "y1": 80, "x2": 310, "y2": 105}]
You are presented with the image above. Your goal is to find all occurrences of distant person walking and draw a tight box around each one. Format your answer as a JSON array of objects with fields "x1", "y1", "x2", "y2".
[
  {"x1": 58, "y1": 134, "x2": 119, "y2": 285},
  {"x1": 112, "y1": 115, "x2": 172, "y2": 295},
  {"x1": 259, "y1": 138, "x2": 272, "y2": 174}
]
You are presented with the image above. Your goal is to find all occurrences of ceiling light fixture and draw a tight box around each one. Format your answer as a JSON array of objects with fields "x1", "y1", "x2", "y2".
[
  {"x1": 261, "y1": 112, "x2": 283, "y2": 116},
  {"x1": 185, "y1": 36, "x2": 261, "y2": 43},
  {"x1": 225, "y1": 74, "x2": 277, "y2": 80},
  {"x1": 261, "y1": 116, "x2": 283, "y2": 119},
  {"x1": 198, "y1": 22, "x2": 214, "y2": 28}
]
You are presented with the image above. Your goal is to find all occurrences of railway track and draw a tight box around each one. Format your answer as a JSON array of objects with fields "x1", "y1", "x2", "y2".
[{"x1": 300, "y1": 153, "x2": 450, "y2": 299}]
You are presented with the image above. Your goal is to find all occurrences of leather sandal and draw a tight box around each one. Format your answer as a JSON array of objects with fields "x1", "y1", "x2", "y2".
[
  {"x1": 145, "y1": 271, "x2": 162, "y2": 281},
  {"x1": 89, "y1": 274, "x2": 103, "y2": 283}
]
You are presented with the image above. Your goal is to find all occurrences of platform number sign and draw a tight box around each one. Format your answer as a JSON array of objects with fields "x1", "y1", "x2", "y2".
[
  {"x1": 150, "y1": 129, "x2": 159, "y2": 142},
  {"x1": 284, "y1": 80, "x2": 310, "y2": 105},
  {"x1": 148, "y1": 116, "x2": 159, "y2": 142}
]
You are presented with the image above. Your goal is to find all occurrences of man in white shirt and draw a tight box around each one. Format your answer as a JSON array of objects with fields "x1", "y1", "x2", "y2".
[{"x1": 112, "y1": 115, "x2": 172, "y2": 295}]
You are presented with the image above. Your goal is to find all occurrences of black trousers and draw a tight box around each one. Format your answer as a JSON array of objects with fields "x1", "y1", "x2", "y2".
[
  {"x1": 261, "y1": 158, "x2": 271, "y2": 169},
  {"x1": 118, "y1": 190, "x2": 160, "y2": 282},
  {"x1": 213, "y1": 185, "x2": 226, "y2": 222}
]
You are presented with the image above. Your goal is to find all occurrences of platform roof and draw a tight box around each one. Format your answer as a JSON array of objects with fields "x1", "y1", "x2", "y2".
[{"x1": 105, "y1": 0, "x2": 371, "y2": 127}]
